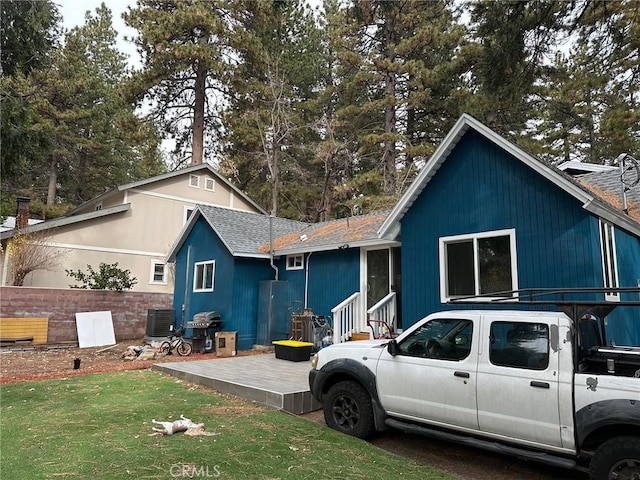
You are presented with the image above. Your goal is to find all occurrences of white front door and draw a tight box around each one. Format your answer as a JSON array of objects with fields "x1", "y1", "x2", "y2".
[
  {"x1": 376, "y1": 315, "x2": 479, "y2": 430},
  {"x1": 476, "y1": 316, "x2": 562, "y2": 447}
]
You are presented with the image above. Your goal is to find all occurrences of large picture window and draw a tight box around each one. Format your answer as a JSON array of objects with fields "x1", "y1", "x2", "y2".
[
  {"x1": 193, "y1": 260, "x2": 215, "y2": 292},
  {"x1": 440, "y1": 229, "x2": 517, "y2": 302},
  {"x1": 599, "y1": 220, "x2": 619, "y2": 302}
]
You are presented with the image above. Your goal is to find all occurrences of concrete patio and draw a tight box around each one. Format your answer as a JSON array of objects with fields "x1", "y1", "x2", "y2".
[{"x1": 152, "y1": 353, "x2": 322, "y2": 414}]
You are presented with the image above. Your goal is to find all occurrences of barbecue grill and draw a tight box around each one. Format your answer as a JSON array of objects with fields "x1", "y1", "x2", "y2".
[{"x1": 187, "y1": 311, "x2": 223, "y2": 353}]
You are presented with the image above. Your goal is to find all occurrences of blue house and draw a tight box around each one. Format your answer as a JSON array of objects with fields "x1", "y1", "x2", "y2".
[
  {"x1": 166, "y1": 205, "x2": 398, "y2": 349},
  {"x1": 379, "y1": 114, "x2": 640, "y2": 345},
  {"x1": 168, "y1": 114, "x2": 640, "y2": 349}
]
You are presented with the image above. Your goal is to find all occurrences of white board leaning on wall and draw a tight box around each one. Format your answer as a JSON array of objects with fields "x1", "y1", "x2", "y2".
[{"x1": 75, "y1": 311, "x2": 116, "y2": 348}]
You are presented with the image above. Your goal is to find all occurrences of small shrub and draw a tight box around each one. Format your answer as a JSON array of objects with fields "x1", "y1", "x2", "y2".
[{"x1": 66, "y1": 262, "x2": 137, "y2": 291}]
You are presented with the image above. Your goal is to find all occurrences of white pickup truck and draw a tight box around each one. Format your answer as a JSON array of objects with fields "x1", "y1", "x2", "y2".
[{"x1": 309, "y1": 301, "x2": 640, "y2": 480}]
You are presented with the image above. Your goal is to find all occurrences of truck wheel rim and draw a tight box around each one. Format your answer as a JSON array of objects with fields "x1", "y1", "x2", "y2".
[
  {"x1": 332, "y1": 395, "x2": 360, "y2": 430},
  {"x1": 609, "y1": 458, "x2": 640, "y2": 480}
]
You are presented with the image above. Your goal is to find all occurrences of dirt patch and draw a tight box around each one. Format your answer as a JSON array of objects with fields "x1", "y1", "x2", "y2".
[
  {"x1": 0, "y1": 339, "x2": 267, "y2": 384},
  {"x1": 300, "y1": 409, "x2": 588, "y2": 480}
]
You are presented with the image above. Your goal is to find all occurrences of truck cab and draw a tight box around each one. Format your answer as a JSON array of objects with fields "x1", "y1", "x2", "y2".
[{"x1": 309, "y1": 291, "x2": 640, "y2": 480}]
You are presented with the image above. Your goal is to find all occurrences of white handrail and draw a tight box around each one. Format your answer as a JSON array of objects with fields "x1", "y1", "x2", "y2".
[
  {"x1": 367, "y1": 292, "x2": 396, "y2": 338},
  {"x1": 331, "y1": 292, "x2": 361, "y2": 343}
]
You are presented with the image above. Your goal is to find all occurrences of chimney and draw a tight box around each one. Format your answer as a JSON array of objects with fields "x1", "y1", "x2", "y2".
[{"x1": 15, "y1": 197, "x2": 30, "y2": 229}]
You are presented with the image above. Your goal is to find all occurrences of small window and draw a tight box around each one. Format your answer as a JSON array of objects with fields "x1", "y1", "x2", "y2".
[
  {"x1": 286, "y1": 254, "x2": 304, "y2": 270},
  {"x1": 599, "y1": 220, "x2": 619, "y2": 302},
  {"x1": 397, "y1": 318, "x2": 473, "y2": 361},
  {"x1": 440, "y1": 229, "x2": 517, "y2": 302},
  {"x1": 204, "y1": 177, "x2": 215, "y2": 191},
  {"x1": 489, "y1": 321, "x2": 549, "y2": 370},
  {"x1": 184, "y1": 206, "x2": 194, "y2": 224},
  {"x1": 193, "y1": 260, "x2": 215, "y2": 292},
  {"x1": 150, "y1": 261, "x2": 166, "y2": 284},
  {"x1": 95, "y1": 203, "x2": 103, "y2": 211},
  {"x1": 189, "y1": 174, "x2": 200, "y2": 188}
]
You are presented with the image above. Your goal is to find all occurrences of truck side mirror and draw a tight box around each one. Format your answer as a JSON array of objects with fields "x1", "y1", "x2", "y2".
[{"x1": 387, "y1": 339, "x2": 399, "y2": 356}]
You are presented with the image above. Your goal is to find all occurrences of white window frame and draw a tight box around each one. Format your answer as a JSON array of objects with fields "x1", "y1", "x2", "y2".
[
  {"x1": 183, "y1": 206, "x2": 195, "y2": 224},
  {"x1": 286, "y1": 254, "x2": 304, "y2": 270},
  {"x1": 439, "y1": 228, "x2": 518, "y2": 303},
  {"x1": 204, "y1": 177, "x2": 215, "y2": 192},
  {"x1": 189, "y1": 174, "x2": 200, "y2": 188},
  {"x1": 599, "y1": 220, "x2": 620, "y2": 302},
  {"x1": 150, "y1": 260, "x2": 167, "y2": 284},
  {"x1": 193, "y1": 260, "x2": 215, "y2": 292}
]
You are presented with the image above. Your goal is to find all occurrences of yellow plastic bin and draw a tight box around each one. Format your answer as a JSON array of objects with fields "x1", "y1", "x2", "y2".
[{"x1": 272, "y1": 340, "x2": 313, "y2": 362}]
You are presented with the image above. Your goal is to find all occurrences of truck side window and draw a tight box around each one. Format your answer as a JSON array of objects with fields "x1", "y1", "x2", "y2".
[
  {"x1": 398, "y1": 319, "x2": 473, "y2": 361},
  {"x1": 489, "y1": 321, "x2": 549, "y2": 370}
]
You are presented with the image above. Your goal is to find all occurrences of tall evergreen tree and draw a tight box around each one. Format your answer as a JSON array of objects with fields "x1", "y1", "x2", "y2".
[{"x1": 123, "y1": 0, "x2": 228, "y2": 166}]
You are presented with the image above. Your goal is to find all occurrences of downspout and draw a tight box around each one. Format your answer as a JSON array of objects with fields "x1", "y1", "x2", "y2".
[
  {"x1": 304, "y1": 252, "x2": 313, "y2": 309},
  {"x1": 182, "y1": 245, "x2": 192, "y2": 330},
  {"x1": 270, "y1": 215, "x2": 279, "y2": 280}
]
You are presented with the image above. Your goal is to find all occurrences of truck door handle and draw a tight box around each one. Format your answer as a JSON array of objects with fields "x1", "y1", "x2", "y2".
[
  {"x1": 530, "y1": 381, "x2": 550, "y2": 389},
  {"x1": 454, "y1": 371, "x2": 470, "y2": 378}
]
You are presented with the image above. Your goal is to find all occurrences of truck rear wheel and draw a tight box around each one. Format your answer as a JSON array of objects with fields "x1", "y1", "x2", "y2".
[
  {"x1": 324, "y1": 380, "x2": 375, "y2": 439},
  {"x1": 590, "y1": 436, "x2": 640, "y2": 480}
]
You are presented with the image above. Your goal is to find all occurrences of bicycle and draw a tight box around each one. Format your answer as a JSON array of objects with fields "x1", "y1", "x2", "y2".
[{"x1": 159, "y1": 326, "x2": 193, "y2": 356}]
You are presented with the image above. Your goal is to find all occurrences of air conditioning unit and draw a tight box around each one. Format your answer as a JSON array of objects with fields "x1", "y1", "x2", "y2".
[{"x1": 146, "y1": 309, "x2": 175, "y2": 337}]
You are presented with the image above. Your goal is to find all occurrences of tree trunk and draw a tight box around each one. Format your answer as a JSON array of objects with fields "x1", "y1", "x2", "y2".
[
  {"x1": 192, "y1": 58, "x2": 206, "y2": 165},
  {"x1": 382, "y1": 10, "x2": 397, "y2": 196},
  {"x1": 47, "y1": 155, "x2": 58, "y2": 205}
]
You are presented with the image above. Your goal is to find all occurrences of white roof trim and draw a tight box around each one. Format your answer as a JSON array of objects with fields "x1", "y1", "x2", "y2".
[
  {"x1": 0, "y1": 204, "x2": 131, "y2": 240},
  {"x1": 378, "y1": 114, "x2": 640, "y2": 238}
]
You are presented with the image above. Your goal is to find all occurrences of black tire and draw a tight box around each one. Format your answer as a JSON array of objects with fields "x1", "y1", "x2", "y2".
[
  {"x1": 176, "y1": 341, "x2": 192, "y2": 357},
  {"x1": 590, "y1": 436, "x2": 640, "y2": 480},
  {"x1": 323, "y1": 380, "x2": 375, "y2": 439},
  {"x1": 159, "y1": 341, "x2": 171, "y2": 355}
]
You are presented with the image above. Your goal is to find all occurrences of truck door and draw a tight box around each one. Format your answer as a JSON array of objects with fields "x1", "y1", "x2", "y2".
[
  {"x1": 476, "y1": 317, "x2": 562, "y2": 447},
  {"x1": 376, "y1": 315, "x2": 479, "y2": 430}
]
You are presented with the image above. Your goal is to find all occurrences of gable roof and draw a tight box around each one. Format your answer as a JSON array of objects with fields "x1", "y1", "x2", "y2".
[
  {"x1": 167, "y1": 205, "x2": 309, "y2": 260},
  {"x1": 65, "y1": 163, "x2": 267, "y2": 216},
  {"x1": 166, "y1": 207, "x2": 396, "y2": 261},
  {"x1": 379, "y1": 114, "x2": 640, "y2": 239},
  {"x1": 260, "y1": 210, "x2": 394, "y2": 255}
]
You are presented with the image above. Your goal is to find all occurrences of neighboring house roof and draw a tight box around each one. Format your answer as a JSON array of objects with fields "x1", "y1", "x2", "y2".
[
  {"x1": 557, "y1": 160, "x2": 618, "y2": 175},
  {"x1": 65, "y1": 163, "x2": 267, "y2": 217},
  {"x1": 379, "y1": 114, "x2": 640, "y2": 239},
  {"x1": 0, "y1": 216, "x2": 44, "y2": 233},
  {"x1": 167, "y1": 205, "x2": 309, "y2": 260},
  {"x1": 261, "y1": 210, "x2": 394, "y2": 255},
  {"x1": 0, "y1": 204, "x2": 131, "y2": 240}
]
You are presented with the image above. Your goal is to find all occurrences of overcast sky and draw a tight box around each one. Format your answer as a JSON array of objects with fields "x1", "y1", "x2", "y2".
[{"x1": 57, "y1": 0, "x2": 140, "y2": 67}]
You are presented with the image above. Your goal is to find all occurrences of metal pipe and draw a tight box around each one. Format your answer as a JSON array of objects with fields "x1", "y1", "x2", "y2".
[
  {"x1": 269, "y1": 215, "x2": 278, "y2": 280},
  {"x1": 304, "y1": 252, "x2": 313, "y2": 308}
]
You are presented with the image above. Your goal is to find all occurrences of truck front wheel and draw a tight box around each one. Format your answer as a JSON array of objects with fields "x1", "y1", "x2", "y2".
[
  {"x1": 590, "y1": 436, "x2": 640, "y2": 480},
  {"x1": 324, "y1": 380, "x2": 375, "y2": 439}
]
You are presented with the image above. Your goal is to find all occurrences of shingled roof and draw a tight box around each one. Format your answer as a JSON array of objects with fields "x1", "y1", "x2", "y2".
[
  {"x1": 258, "y1": 210, "x2": 392, "y2": 254},
  {"x1": 578, "y1": 170, "x2": 640, "y2": 223},
  {"x1": 167, "y1": 205, "x2": 309, "y2": 260}
]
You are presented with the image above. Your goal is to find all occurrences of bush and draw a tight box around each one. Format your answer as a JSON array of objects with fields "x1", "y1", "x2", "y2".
[{"x1": 66, "y1": 262, "x2": 137, "y2": 291}]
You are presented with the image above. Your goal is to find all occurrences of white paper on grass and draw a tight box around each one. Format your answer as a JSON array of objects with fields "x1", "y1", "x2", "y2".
[{"x1": 75, "y1": 310, "x2": 116, "y2": 348}]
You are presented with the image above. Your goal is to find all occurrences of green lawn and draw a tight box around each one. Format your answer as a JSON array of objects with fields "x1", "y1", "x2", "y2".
[{"x1": 1, "y1": 370, "x2": 453, "y2": 479}]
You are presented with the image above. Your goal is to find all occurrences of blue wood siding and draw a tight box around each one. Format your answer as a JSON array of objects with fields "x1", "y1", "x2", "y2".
[
  {"x1": 400, "y1": 130, "x2": 640, "y2": 341},
  {"x1": 278, "y1": 249, "x2": 360, "y2": 319},
  {"x1": 607, "y1": 227, "x2": 640, "y2": 345},
  {"x1": 232, "y1": 258, "x2": 276, "y2": 349},
  {"x1": 172, "y1": 218, "x2": 278, "y2": 350}
]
